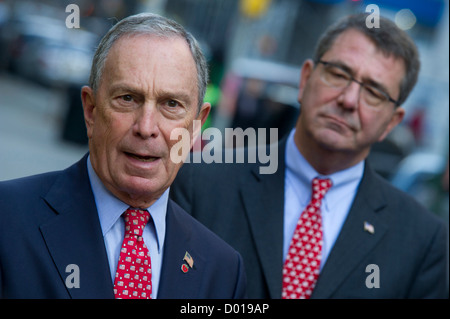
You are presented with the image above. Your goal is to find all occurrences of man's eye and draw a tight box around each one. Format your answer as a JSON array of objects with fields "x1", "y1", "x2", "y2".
[
  {"x1": 329, "y1": 68, "x2": 349, "y2": 80},
  {"x1": 364, "y1": 86, "x2": 385, "y2": 99},
  {"x1": 166, "y1": 100, "x2": 179, "y2": 107},
  {"x1": 121, "y1": 95, "x2": 133, "y2": 102}
]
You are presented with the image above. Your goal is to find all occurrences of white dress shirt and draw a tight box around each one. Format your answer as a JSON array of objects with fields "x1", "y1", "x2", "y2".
[
  {"x1": 283, "y1": 130, "x2": 364, "y2": 270},
  {"x1": 87, "y1": 156, "x2": 167, "y2": 298}
]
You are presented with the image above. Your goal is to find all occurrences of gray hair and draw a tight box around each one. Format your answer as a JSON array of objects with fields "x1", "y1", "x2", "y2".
[
  {"x1": 89, "y1": 12, "x2": 209, "y2": 109},
  {"x1": 313, "y1": 13, "x2": 420, "y2": 106}
]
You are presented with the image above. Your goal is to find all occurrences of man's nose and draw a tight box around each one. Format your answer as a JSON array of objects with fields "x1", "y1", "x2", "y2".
[
  {"x1": 336, "y1": 81, "x2": 361, "y2": 110},
  {"x1": 133, "y1": 103, "x2": 160, "y2": 139}
]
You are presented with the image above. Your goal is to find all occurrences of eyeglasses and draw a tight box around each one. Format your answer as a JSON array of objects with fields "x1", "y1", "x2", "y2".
[{"x1": 316, "y1": 60, "x2": 400, "y2": 108}]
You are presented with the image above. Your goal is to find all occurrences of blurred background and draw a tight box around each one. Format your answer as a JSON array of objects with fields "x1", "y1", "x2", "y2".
[{"x1": 0, "y1": 0, "x2": 448, "y2": 223}]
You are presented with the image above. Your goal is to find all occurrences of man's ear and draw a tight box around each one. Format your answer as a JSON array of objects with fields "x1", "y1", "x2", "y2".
[
  {"x1": 377, "y1": 106, "x2": 406, "y2": 142},
  {"x1": 81, "y1": 86, "x2": 96, "y2": 139},
  {"x1": 298, "y1": 59, "x2": 315, "y2": 104},
  {"x1": 197, "y1": 102, "x2": 211, "y2": 126},
  {"x1": 192, "y1": 102, "x2": 211, "y2": 145}
]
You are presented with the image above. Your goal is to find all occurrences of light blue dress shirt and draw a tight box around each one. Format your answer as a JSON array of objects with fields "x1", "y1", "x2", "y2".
[
  {"x1": 87, "y1": 156, "x2": 167, "y2": 299},
  {"x1": 284, "y1": 130, "x2": 364, "y2": 270}
]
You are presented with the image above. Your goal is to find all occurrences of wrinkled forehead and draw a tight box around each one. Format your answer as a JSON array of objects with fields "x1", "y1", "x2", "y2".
[
  {"x1": 106, "y1": 33, "x2": 193, "y2": 67},
  {"x1": 101, "y1": 34, "x2": 198, "y2": 90}
]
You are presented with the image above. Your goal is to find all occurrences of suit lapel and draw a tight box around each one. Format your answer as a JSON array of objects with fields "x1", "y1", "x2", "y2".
[
  {"x1": 157, "y1": 200, "x2": 206, "y2": 298},
  {"x1": 40, "y1": 155, "x2": 114, "y2": 299},
  {"x1": 312, "y1": 163, "x2": 391, "y2": 298},
  {"x1": 239, "y1": 139, "x2": 287, "y2": 298}
]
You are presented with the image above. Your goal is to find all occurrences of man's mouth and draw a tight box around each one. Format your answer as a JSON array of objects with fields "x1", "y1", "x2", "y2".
[
  {"x1": 125, "y1": 152, "x2": 159, "y2": 163},
  {"x1": 324, "y1": 114, "x2": 358, "y2": 131}
]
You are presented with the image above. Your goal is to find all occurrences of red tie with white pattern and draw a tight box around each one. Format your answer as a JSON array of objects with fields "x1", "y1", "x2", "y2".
[
  {"x1": 113, "y1": 208, "x2": 152, "y2": 299},
  {"x1": 282, "y1": 177, "x2": 332, "y2": 299}
]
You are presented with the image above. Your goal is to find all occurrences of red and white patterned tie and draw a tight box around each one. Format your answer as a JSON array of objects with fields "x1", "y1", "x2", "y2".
[
  {"x1": 282, "y1": 177, "x2": 332, "y2": 299},
  {"x1": 114, "y1": 208, "x2": 152, "y2": 299}
]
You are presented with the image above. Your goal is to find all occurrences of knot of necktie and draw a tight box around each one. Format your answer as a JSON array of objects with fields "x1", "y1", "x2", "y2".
[
  {"x1": 311, "y1": 177, "x2": 332, "y2": 207},
  {"x1": 123, "y1": 208, "x2": 150, "y2": 238}
]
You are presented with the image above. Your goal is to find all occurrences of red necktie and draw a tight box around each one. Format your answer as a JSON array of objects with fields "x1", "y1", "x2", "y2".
[
  {"x1": 113, "y1": 208, "x2": 152, "y2": 299},
  {"x1": 282, "y1": 177, "x2": 332, "y2": 299}
]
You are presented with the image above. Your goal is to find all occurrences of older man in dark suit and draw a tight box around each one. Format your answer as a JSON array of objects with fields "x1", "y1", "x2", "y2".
[
  {"x1": 171, "y1": 13, "x2": 448, "y2": 299},
  {"x1": 0, "y1": 13, "x2": 246, "y2": 299}
]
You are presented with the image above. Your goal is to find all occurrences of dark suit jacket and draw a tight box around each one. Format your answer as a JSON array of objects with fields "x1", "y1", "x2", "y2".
[
  {"x1": 0, "y1": 155, "x2": 246, "y2": 299},
  {"x1": 170, "y1": 139, "x2": 448, "y2": 298}
]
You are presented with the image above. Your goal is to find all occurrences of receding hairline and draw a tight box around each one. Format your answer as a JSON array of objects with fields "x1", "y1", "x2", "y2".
[
  {"x1": 322, "y1": 27, "x2": 408, "y2": 69},
  {"x1": 96, "y1": 32, "x2": 199, "y2": 94}
]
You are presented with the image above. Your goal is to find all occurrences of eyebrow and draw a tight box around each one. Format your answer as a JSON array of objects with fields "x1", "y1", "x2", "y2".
[
  {"x1": 109, "y1": 84, "x2": 144, "y2": 96},
  {"x1": 109, "y1": 83, "x2": 194, "y2": 105}
]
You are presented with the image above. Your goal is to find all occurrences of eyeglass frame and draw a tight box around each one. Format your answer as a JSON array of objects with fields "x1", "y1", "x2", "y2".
[{"x1": 315, "y1": 60, "x2": 400, "y2": 107}]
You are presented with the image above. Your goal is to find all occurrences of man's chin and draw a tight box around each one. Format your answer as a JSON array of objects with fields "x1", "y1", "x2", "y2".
[
  {"x1": 314, "y1": 129, "x2": 356, "y2": 152},
  {"x1": 113, "y1": 175, "x2": 168, "y2": 207}
]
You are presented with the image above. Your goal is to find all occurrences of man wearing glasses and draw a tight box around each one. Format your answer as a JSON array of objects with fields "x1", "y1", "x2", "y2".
[{"x1": 171, "y1": 13, "x2": 448, "y2": 298}]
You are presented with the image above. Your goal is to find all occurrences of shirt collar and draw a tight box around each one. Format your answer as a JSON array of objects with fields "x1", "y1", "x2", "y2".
[
  {"x1": 87, "y1": 156, "x2": 168, "y2": 252},
  {"x1": 285, "y1": 129, "x2": 365, "y2": 207}
]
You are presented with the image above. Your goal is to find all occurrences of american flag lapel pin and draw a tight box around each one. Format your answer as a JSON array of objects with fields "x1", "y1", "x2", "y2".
[
  {"x1": 183, "y1": 251, "x2": 194, "y2": 268},
  {"x1": 181, "y1": 251, "x2": 194, "y2": 273},
  {"x1": 364, "y1": 221, "x2": 375, "y2": 234}
]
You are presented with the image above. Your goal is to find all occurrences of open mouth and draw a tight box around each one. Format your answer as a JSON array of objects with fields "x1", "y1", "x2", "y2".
[{"x1": 125, "y1": 152, "x2": 159, "y2": 163}]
